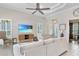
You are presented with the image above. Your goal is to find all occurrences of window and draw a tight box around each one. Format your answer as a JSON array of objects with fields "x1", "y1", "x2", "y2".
[
  {"x1": 0, "y1": 19, "x2": 12, "y2": 38},
  {"x1": 37, "y1": 23, "x2": 44, "y2": 35},
  {"x1": 48, "y1": 20, "x2": 58, "y2": 38},
  {"x1": 73, "y1": 23, "x2": 78, "y2": 34}
]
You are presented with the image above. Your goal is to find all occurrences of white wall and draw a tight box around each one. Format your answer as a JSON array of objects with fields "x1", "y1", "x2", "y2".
[
  {"x1": 0, "y1": 7, "x2": 46, "y2": 38},
  {"x1": 46, "y1": 5, "x2": 79, "y2": 42}
]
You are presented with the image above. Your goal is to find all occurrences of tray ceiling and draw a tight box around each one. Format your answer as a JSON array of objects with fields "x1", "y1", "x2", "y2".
[{"x1": 0, "y1": 3, "x2": 79, "y2": 16}]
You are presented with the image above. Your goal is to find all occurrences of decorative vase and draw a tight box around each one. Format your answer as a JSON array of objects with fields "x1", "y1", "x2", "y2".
[{"x1": 60, "y1": 32, "x2": 64, "y2": 37}]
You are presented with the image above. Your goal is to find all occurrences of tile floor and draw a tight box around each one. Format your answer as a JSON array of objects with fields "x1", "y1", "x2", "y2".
[
  {"x1": 0, "y1": 45, "x2": 13, "y2": 56},
  {"x1": 62, "y1": 41, "x2": 79, "y2": 56}
]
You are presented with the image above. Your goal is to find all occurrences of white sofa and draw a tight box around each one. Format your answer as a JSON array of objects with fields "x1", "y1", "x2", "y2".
[{"x1": 13, "y1": 38, "x2": 68, "y2": 56}]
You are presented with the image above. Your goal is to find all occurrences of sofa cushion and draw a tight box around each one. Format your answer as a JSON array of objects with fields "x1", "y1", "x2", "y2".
[
  {"x1": 20, "y1": 40, "x2": 43, "y2": 50},
  {"x1": 43, "y1": 34, "x2": 54, "y2": 39},
  {"x1": 43, "y1": 38, "x2": 59, "y2": 45},
  {"x1": 43, "y1": 38, "x2": 54, "y2": 45}
]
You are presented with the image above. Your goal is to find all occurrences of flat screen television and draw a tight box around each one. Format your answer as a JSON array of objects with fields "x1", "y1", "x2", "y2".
[{"x1": 18, "y1": 24, "x2": 33, "y2": 33}]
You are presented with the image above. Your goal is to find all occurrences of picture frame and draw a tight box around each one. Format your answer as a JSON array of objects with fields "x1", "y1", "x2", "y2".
[{"x1": 59, "y1": 24, "x2": 66, "y2": 31}]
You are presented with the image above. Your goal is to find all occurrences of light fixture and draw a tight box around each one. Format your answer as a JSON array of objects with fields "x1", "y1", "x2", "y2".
[{"x1": 73, "y1": 8, "x2": 79, "y2": 16}]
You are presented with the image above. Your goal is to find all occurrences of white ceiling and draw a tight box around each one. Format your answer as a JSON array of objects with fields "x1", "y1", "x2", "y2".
[{"x1": 0, "y1": 3, "x2": 79, "y2": 16}]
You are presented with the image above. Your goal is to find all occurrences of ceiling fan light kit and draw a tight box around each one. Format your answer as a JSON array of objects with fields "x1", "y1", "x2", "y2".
[{"x1": 26, "y1": 3, "x2": 50, "y2": 15}]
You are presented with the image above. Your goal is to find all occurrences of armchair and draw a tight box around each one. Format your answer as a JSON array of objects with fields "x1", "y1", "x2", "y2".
[
  {"x1": 0, "y1": 31, "x2": 6, "y2": 46},
  {"x1": 0, "y1": 39, "x2": 4, "y2": 46}
]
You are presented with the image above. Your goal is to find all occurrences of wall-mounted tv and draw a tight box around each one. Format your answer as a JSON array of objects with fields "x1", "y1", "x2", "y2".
[{"x1": 18, "y1": 24, "x2": 33, "y2": 33}]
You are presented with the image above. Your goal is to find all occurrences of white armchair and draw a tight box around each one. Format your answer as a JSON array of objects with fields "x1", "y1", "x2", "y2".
[
  {"x1": 0, "y1": 39, "x2": 4, "y2": 46},
  {"x1": 0, "y1": 31, "x2": 6, "y2": 47}
]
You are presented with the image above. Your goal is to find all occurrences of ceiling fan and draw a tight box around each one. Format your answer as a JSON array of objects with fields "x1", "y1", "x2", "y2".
[{"x1": 26, "y1": 3, "x2": 50, "y2": 15}]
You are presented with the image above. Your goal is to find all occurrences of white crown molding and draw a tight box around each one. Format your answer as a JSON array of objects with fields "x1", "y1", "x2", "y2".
[
  {"x1": 46, "y1": 4, "x2": 79, "y2": 20},
  {"x1": 45, "y1": 3, "x2": 66, "y2": 16}
]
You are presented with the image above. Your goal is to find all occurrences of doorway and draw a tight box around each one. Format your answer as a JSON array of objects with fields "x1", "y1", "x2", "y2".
[{"x1": 69, "y1": 19, "x2": 79, "y2": 43}]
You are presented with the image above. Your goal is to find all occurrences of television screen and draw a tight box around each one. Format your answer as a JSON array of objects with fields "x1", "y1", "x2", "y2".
[{"x1": 18, "y1": 24, "x2": 33, "y2": 33}]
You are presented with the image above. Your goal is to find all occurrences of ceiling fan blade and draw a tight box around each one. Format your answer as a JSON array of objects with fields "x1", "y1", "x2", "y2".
[
  {"x1": 26, "y1": 8, "x2": 36, "y2": 10},
  {"x1": 39, "y1": 10, "x2": 44, "y2": 15},
  {"x1": 32, "y1": 11, "x2": 37, "y2": 14},
  {"x1": 40, "y1": 8, "x2": 50, "y2": 10},
  {"x1": 36, "y1": 3, "x2": 40, "y2": 8}
]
